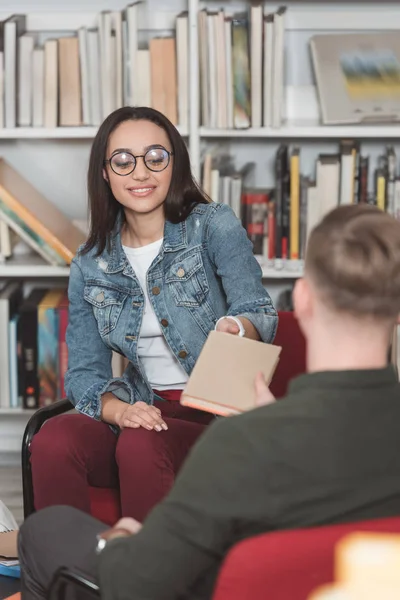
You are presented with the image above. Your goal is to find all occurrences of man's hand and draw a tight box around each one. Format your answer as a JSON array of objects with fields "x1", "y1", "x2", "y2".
[
  {"x1": 113, "y1": 517, "x2": 142, "y2": 535},
  {"x1": 254, "y1": 372, "x2": 276, "y2": 406}
]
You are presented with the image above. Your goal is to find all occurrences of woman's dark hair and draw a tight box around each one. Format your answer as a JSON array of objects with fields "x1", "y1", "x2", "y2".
[{"x1": 82, "y1": 106, "x2": 209, "y2": 255}]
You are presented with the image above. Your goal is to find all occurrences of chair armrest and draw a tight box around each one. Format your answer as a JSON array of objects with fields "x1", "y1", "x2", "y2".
[
  {"x1": 47, "y1": 566, "x2": 100, "y2": 599},
  {"x1": 22, "y1": 399, "x2": 74, "y2": 518}
]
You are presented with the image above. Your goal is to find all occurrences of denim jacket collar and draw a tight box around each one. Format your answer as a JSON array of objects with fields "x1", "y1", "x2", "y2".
[{"x1": 99, "y1": 215, "x2": 188, "y2": 274}]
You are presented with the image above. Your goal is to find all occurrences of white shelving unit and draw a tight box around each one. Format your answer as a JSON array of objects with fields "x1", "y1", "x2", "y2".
[{"x1": 1, "y1": 0, "x2": 398, "y2": 460}]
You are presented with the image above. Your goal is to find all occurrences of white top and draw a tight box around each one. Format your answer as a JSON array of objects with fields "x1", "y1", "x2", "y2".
[{"x1": 123, "y1": 239, "x2": 188, "y2": 391}]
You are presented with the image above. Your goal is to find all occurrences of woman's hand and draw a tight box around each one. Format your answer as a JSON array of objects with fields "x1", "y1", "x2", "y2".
[
  {"x1": 116, "y1": 401, "x2": 168, "y2": 432},
  {"x1": 216, "y1": 317, "x2": 241, "y2": 335}
]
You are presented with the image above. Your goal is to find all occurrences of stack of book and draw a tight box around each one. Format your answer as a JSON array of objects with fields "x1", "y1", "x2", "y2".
[
  {"x1": 0, "y1": 3, "x2": 189, "y2": 128},
  {"x1": 203, "y1": 141, "x2": 400, "y2": 266},
  {"x1": 198, "y1": 4, "x2": 286, "y2": 129},
  {"x1": 0, "y1": 282, "x2": 127, "y2": 410},
  {"x1": 0, "y1": 159, "x2": 86, "y2": 266}
]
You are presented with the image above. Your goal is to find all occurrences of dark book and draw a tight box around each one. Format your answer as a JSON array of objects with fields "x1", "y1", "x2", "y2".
[
  {"x1": 274, "y1": 145, "x2": 289, "y2": 260},
  {"x1": 18, "y1": 288, "x2": 47, "y2": 409},
  {"x1": 357, "y1": 156, "x2": 369, "y2": 204},
  {"x1": 241, "y1": 189, "x2": 269, "y2": 255}
]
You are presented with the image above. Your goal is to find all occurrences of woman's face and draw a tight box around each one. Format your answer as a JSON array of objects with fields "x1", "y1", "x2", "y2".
[{"x1": 104, "y1": 119, "x2": 173, "y2": 219}]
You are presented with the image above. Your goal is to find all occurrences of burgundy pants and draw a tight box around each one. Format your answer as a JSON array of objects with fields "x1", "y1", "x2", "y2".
[{"x1": 30, "y1": 391, "x2": 213, "y2": 521}]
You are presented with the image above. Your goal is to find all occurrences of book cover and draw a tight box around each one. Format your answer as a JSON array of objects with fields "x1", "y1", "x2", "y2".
[
  {"x1": 38, "y1": 289, "x2": 64, "y2": 407},
  {"x1": 0, "y1": 159, "x2": 86, "y2": 264},
  {"x1": 181, "y1": 331, "x2": 281, "y2": 416}
]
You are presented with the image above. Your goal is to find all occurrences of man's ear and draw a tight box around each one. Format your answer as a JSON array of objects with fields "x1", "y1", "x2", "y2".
[{"x1": 293, "y1": 277, "x2": 313, "y2": 323}]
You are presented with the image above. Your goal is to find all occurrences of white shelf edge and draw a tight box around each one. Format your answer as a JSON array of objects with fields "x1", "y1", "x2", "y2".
[
  {"x1": 0, "y1": 408, "x2": 35, "y2": 415},
  {"x1": 0, "y1": 264, "x2": 70, "y2": 277},
  {"x1": 200, "y1": 124, "x2": 400, "y2": 140},
  {"x1": 256, "y1": 258, "x2": 304, "y2": 279},
  {"x1": 0, "y1": 126, "x2": 188, "y2": 140}
]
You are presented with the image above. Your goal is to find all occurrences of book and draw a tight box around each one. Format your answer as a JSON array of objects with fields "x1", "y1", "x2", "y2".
[
  {"x1": 310, "y1": 32, "x2": 400, "y2": 125},
  {"x1": 0, "y1": 282, "x2": 23, "y2": 408},
  {"x1": 0, "y1": 159, "x2": 86, "y2": 264},
  {"x1": 232, "y1": 13, "x2": 251, "y2": 129},
  {"x1": 18, "y1": 288, "x2": 47, "y2": 409},
  {"x1": 38, "y1": 289, "x2": 64, "y2": 406},
  {"x1": 58, "y1": 36, "x2": 82, "y2": 126},
  {"x1": 57, "y1": 290, "x2": 69, "y2": 399},
  {"x1": 180, "y1": 331, "x2": 281, "y2": 416}
]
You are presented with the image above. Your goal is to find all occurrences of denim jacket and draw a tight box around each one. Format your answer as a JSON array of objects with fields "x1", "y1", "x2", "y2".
[{"x1": 65, "y1": 202, "x2": 278, "y2": 420}]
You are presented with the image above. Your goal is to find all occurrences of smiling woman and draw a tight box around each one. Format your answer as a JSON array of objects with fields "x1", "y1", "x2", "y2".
[{"x1": 28, "y1": 106, "x2": 278, "y2": 523}]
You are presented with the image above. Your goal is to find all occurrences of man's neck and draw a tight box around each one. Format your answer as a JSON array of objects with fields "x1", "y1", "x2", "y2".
[{"x1": 306, "y1": 319, "x2": 390, "y2": 373}]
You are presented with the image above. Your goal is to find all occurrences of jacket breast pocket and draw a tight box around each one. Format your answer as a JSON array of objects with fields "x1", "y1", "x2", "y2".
[
  {"x1": 84, "y1": 284, "x2": 128, "y2": 336},
  {"x1": 165, "y1": 250, "x2": 209, "y2": 307}
]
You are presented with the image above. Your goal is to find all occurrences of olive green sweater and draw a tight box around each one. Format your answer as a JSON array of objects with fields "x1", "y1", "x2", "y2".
[{"x1": 98, "y1": 367, "x2": 400, "y2": 600}]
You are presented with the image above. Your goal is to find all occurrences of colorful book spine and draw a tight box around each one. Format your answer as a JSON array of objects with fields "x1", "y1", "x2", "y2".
[
  {"x1": 232, "y1": 13, "x2": 251, "y2": 128},
  {"x1": 241, "y1": 190, "x2": 269, "y2": 255},
  {"x1": 57, "y1": 290, "x2": 69, "y2": 400},
  {"x1": 38, "y1": 289, "x2": 64, "y2": 407},
  {"x1": 290, "y1": 148, "x2": 300, "y2": 260}
]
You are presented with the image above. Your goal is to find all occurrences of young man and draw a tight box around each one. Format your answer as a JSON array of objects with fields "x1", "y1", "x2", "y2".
[{"x1": 19, "y1": 204, "x2": 400, "y2": 600}]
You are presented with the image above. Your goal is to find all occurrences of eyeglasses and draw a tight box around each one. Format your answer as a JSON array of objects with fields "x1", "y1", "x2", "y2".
[{"x1": 104, "y1": 147, "x2": 173, "y2": 176}]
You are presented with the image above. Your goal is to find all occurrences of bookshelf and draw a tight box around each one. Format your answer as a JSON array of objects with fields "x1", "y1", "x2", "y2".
[{"x1": 1, "y1": 0, "x2": 400, "y2": 459}]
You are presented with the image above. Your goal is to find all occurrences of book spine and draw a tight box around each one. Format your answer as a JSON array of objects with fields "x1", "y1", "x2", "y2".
[
  {"x1": 241, "y1": 191, "x2": 269, "y2": 255},
  {"x1": 232, "y1": 15, "x2": 251, "y2": 128},
  {"x1": 19, "y1": 303, "x2": 40, "y2": 409},
  {"x1": 38, "y1": 303, "x2": 60, "y2": 407},
  {"x1": 58, "y1": 302, "x2": 69, "y2": 400},
  {"x1": 290, "y1": 149, "x2": 300, "y2": 260}
]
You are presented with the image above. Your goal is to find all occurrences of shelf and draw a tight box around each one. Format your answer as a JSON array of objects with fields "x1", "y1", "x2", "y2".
[
  {"x1": 0, "y1": 126, "x2": 188, "y2": 140},
  {"x1": 0, "y1": 256, "x2": 70, "y2": 277},
  {"x1": 257, "y1": 258, "x2": 304, "y2": 279},
  {"x1": 0, "y1": 408, "x2": 35, "y2": 415},
  {"x1": 200, "y1": 122, "x2": 400, "y2": 140}
]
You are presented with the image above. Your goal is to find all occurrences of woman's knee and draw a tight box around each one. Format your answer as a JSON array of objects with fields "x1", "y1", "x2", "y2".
[
  {"x1": 116, "y1": 426, "x2": 167, "y2": 466},
  {"x1": 30, "y1": 414, "x2": 109, "y2": 465}
]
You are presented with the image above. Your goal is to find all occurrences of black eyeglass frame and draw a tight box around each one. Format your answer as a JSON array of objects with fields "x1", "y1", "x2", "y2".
[{"x1": 104, "y1": 147, "x2": 174, "y2": 176}]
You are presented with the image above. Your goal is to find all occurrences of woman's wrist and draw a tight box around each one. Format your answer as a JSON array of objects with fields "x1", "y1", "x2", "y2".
[{"x1": 215, "y1": 316, "x2": 246, "y2": 337}]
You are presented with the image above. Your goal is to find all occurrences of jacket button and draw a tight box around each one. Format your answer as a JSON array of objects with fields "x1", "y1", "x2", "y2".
[
  {"x1": 152, "y1": 286, "x2": 161, "y2": 295},
  {"x1": 177, "y1": 268, "x2": 185, "y2": 278},
  {"x1": 178, "y1": 350, "x2": 188, "y2": 359},
  {"x1": 161, "y1": 319, "x2": 169, "y2": 327},
  {"x1": 96, "y1": 292, "x2": 105, "y2": 302}
]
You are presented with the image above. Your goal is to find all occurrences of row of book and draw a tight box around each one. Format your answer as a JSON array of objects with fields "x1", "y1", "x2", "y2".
[
  {"x1": 0, "y1": 3, "x2": 188, "y2": 128},
  {"x1": 203, "y1": 142, "x2": 400, "y2": 262},
  {"x1": 0, "y1": 282, "x2": 127, "y2": 410},
  {"x1": 199, "y1": 4, "x2": 285, "y2": 130},
  {"x1": 0, "y1": 284, "x2": 68, "y2": 409}
]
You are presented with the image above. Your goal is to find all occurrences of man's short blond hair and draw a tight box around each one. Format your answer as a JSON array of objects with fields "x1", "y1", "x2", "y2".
[{"x1": 305, "y1": 204, "x2": 400, "y2": 318}]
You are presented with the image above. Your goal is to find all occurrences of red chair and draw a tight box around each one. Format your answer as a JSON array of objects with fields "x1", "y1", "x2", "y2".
[
  {"x1": 212, "y1": 515, "x2": 400, "y2": 600},
  {"x1": 22, "y1": 310, "x2": 306, "y2": 526}
]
